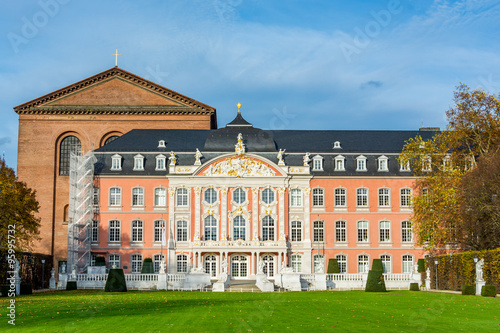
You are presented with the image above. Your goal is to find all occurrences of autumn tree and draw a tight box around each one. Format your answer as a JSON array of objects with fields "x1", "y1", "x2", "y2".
[
  {"x1": 0, "y1": 158, "x2": 41, "y2": 250},
  {"x1": 400, "y1": 84, "x2": 500, "y2": 253}
]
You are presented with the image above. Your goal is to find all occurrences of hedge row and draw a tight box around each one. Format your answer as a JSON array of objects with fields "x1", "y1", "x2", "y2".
[{"x1": 425, "y1": 248, "x2": 500, "y2": 291}]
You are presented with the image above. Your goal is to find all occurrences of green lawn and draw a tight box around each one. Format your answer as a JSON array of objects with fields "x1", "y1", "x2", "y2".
[{"x1": 1, "y1": 290, "x2": 499, "y2": 332}]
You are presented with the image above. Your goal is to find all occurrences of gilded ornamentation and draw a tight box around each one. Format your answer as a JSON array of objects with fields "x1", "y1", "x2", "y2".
[
  {"x1": 304, "y1": 187, "x2": 311, "y2": 195},
  {"x1": 204, "y1": 156, "x2": 275, "y2": 177},
  {"x1": 277, "y1": 149, "x2": 286, "y2": 166},
  {"x1": 277, "y1": 187, "x2": 286, "y2": 195},
  {"x1": 194, "y1": 186, "x2": 202, "y2": 195},
  {"x1": 169, "y1": 151, "x2": 177, "y2": 166},
  {"x1": 251, "y1": 187, "x2": 260, "y2": 194},
  {"x1": 168, "y1": 186, "x2": 176, "y2": 196},
  {"x1": 220, "y1": 186, "x2": 228, "y2": 194},
  {"x1": 303, "y1": 152, "x2": 311, "y2": 166}
]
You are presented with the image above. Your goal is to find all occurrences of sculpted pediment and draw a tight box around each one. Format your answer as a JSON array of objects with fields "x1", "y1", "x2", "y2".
[{"x1": 200, "y1": 156, "x2": 281, "y2": 177}]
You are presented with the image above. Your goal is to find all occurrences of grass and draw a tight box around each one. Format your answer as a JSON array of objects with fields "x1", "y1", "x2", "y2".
[{"x1": 1, "y1": 290, "x2": 499, "y2": 332}]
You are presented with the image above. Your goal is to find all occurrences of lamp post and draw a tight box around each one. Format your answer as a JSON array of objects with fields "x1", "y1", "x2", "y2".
[
  {"x1": 434, "y1": 259, "x2": 438, "y2": 290},
  {"x1": 41, "y1": 259, "x2": 46, "y2": 289}
]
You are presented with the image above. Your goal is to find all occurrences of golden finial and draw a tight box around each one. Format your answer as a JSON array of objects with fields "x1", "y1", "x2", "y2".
[{"x1": 237, "y1": 103, "x2": 241, "y2": 114}]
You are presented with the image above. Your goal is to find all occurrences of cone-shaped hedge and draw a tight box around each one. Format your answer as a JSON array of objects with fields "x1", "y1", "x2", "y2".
[
  {"x1": 327, "y1": 259, "x2": 340, "y2": 273},
  {"x1": 365, "y1": 259, "x2": 387, "y2": 292},
  {"x1": 141, "y1": 258, "x2": 154, "y2": 274},
  {"x1": 105, "y1": 268, "x2": 127, "y2": 292}
]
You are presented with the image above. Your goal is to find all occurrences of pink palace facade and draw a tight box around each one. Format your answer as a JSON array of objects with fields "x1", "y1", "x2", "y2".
[{"x1": 88, "y1": 109, "x2": 437, "y2": 280}]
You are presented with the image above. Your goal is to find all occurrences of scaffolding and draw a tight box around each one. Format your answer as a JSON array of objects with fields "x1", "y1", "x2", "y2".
[{"x1": 67, "y1": 150, "x2": 96, "y2": 273}]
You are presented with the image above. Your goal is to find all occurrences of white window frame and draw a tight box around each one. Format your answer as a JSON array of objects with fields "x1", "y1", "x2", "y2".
[
  {"x1": 312, "y1": 155, "x2": 323, "y2": 171},
  {"x1": 155, "y1": 154, "x2": 166, "y2": 171},
  {"x1": 131, "y1": 219, "x2": 143, "y2": 243},
  {"x1": 313, "y1": 220, "x2": 324, "y2": 242},
  {"x1": 154, "y1": 254, "x2": 165, "y2": 273},
  {"x1": 108, "y1": 254, "x2": 120, "y2": 269},
  {"x1": 233, "y1": 216, "x2": 246, "y2": 240},
  {"x1": 402, "y1": 255, "x2": 414, "y2": 273},
  {"x1": 91, "y1": 220, "x2": 99, "y2": 243},
  {"x1": 401, "y1": 221, "x2": 413, "y2": 243},
  {"x1": 358, "y1": 255, "x2": 369, "y2": 273},
  {"x1": 111, "y1": 154, "x2": 122, "y2": 171},
  {"x1": 400, "y1": 188, "x2": 412, "y2": 208},
  {"x1": 336, "y1": 254, "x2": 347, "y2": 273},
  {"x1": 262, "y1": 216, "x2": 275, "y2": 241},
  {"x1": 333, "y1": 141, "x2": 341, "y2": 149},
  {"x1": 357, "y1": 220, "x2": 369, "y2": 243},
  {"x1": 290, "y1": 221, "x2": 302, "y2": 242},
  {"x1": 204, "y1": 216, "x2": 218, "y2": 241},
  {"x1": 177, "y1": 187, "x2": 189, "y2": 207},
  {"x1": 154, "y1": 220, "x2": 165, "y2": 243},
  {"x1": 154, "y1": 187, "x2": 167, "y2": 207},
  {"x1": 177, "y1": 220, "x2": 188, "y2": 242},
  {"x1": 378, "y1": 188, "x2": 390, "y2": 207},
  {"x1": 312, "y1": 188, "x2": 324, "y2": 207},
  {"x1": 204, "y1": 188, "x2": 218, "y2": 204},
  {"x1": 93, "y1": 187, "x2": 100, "y2": 206},
  {"x1": 109, "y1": 187, "x2": 122, "y2": 207},
  {"x1": 133, "y1": 154, "x2": 144, "y2": 171},
  {"x1": 131, "y1": 254, "x2": 143, "y2": 273},
  {"x1": 356, "y1": 188, "x2": 369, "y2": 207},
  {"x1": 400, "y1": 159, "x2": 410, "y2": 172},
  {"x1": 381, "y1": 255, "x2": 391, "y2": 273},
  {"x1": 233, "y1": 188, "x2": 246, "y2": 204},
  {"x1": 334, "y1": 155, "x2": 345, "y2": 171},
  {"x1": 158, "y1": 140, "x2": 166, "y2": 148},
  {"x1": 313, "y1": 254, "x2": 325, "y2": 273},
  {"x1": 356, "y1": 155, "x2": 367, "y2": 172},
  {"x1": 177, "y1": 254, "x2": 188, "y2": 273},
  {"x1": 335, "y1": 220, "x2": 347, "y2": 242},
  {"x1": 108, "y1": 220, "x2": 121, "y2": 242},
  {"x1": 378, "y1": 155, "x2": 389, "y2": 172},
  {"x1": 290, "y1": 188, "x2": 302, "y2": 207},
  {"x1": 291, "y1": 254, "x2": 302, "y2": 273},
  {"x1": 379, "y1": 220, "x2": 391, "y2": 243},
  {"x1": 132, "y1": 187, "x2": 144, "y2": 207},
  {"x1": 262, "y1": 188, "x2": 275, "y2": 204},
  {"x1": 334, "y1": 187, "x2": 347, "y2": 207},
  {"x1": 422, "y1": 155, "x2": 432, "y2": 172}
]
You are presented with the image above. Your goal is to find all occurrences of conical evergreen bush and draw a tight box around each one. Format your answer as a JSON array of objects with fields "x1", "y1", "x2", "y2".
[
  {"x1": 365, "y1": 259, "x2": 387, "y2": 292},
  {"x1": 105, "y1": 268, "x2": 127, "y2": 292}
]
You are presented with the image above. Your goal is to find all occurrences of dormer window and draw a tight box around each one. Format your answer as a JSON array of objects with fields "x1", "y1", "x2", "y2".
[
  {"x1": 400, "y1": 158, "x2": 410, "y2": 172},
  {"x1": 158, "y1": 140, "x2": 166, "y2": 148},
  {"x1": 111, "y1": 154, "x2": 122, "y2": 171},
  {"x1": 156, "y1": 154, "x2": 166, "y2": 171},
  {"x1": 422, "y1": 156, "x2": 432, "y2": 172},
  {"x1": 378, "y1": 155, "x2": 389, "y2": 172},
  {"x1": 133, "y1": 154, "x2": 144, "y2": 171},
  {"x1": 312, "y1": 155, "x2": 323, "y2": 171},
  {"x1": 333, "y1": 141, "x2": 341, "y2": 149},
  {"x1": 334, "y1": 155, "x2": 345, "y2": 171},
  {"x1": 356, "y1": 155, "x2": 367, "y2": 171},
  {"x1": 442, "y1": 155, "x2": 451, "y2": 171}
]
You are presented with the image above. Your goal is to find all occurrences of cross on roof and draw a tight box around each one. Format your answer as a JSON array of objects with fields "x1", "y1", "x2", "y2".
[{"x1": 112, "y1": 49, "x2": 122, "y2": 67}]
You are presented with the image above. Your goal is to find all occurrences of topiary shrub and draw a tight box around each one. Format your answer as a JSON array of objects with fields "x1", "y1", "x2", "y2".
[
  {"x1": 365, "y1": 270, "x2": 387, "y2": 292},
  {"x1": 105, "y1": 268, "x2": 127, "y2": 292},
  {"x1": 95, "y1": 256, "x2": 106, "y2": 267},
  {"x1": 66, "y1": 281, "x2": 77, "y2": 291},
  {"x1": 481, "y1": 285, "x2": 497, "y2": 297},
  {"x1": 409, "y1": 283, "x2": 419, "y2": 291},
  {"x1": 327, "y1": 259, "x2": 340, "y2": 274},
  {"x1": 372, "y1": 259, "x2": 383, "y2": 272},
  {"x1": 141, "y1": 258, "x2": 154, "y2": 274},
  {"x1": 417, "y1": 259, "x2": 425, "y2": 273},
  {"x1": 462, "y1": 285, "x2": 475, "y2": 295}
]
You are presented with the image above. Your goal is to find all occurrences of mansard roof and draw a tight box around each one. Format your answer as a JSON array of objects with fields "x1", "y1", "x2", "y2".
[{"x1": 14, "y1": 67, "x2": 216, "y2": 126}]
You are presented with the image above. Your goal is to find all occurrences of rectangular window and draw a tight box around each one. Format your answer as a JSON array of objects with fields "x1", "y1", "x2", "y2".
[
  {"x1": 177, "y1": 220, "x2": 188, "y2": 242},
  {"x1": 336, "y1": 255, "x2": 347, "y2": 273},
  {"x1": 335, "y1": 188, "x2": 346, "y2": 207},
  {"x1": 291, "y1": 221, "x2": 302, "y2": 242},
  {"x1": 357, "y1": 188, "x2": 368, "y2": 207},
  {"x1": 177, "y1": 254, "x2": 188, "y2": 273},
  {"x1": 312, "y1": 188, "x2": 324, "y2": 206},
  {"x1": 91, "y1": 220, "x2": 99, "y2": 243},
  {"x1": 291, "y1": 255, "x2": 302, "y2": 273},
  {"x1": 177, "y1": 188, "x2": 188, "y2": 206},
  {"x1": 109, "y1": 187, "x2": 121, "y2": 206},
  {"x1": 378, "y1": 158, "x2": 388, "y2": 171},
  {"x1": 313, "y1": 158, "x2": 322, "y2": 170},
  {"x1": 357, "y1": 221, "x2": 368, "y2": 242},
  {"x1": 379, "y1": 221, "x2": 391, "y2": 242},
  {"x1": 131, "y1": 254, "x2": 143, "y2": 273},
  {"x1": 154, "y1": 187, "x2": 167, "y2": 206},
  {"x1": 93, "y1": 187, "x2": 100, "y2": 206},
  {"x1": 156, "y1": 156, "x2": 166, "y2": 170},
  {"x1": 131, "y1": 220, "x2": 143, "y2": 242},
  {"x1": 402, "y1": 255, "x2": 413, "y2": 273},
  {"x1": 381, "y1": 255, "x2": 391, "y2": 273},
  {"x1": 132, "y1": 188, "x2": 144, "y2": 206},
  {"x1": 109, "y1": 254, "x2": 120, "y2": 269},
  {"x1": 109, "y1": 220, "x2": 121, "y2": 242},
  {"x1": 111, "y1": 155, "x2": 121, "y2": 170},
  {"x1": 335, "y1": 158, "x2": 345, "y2": 171},
  {"x1": 133, "y1": 156, "x2": 144, "y2": 170},
  {"x1": 402, "y1": 221, "x2": 413, "y2": 243},
  {"x1": 154, "y1": 220, "x2": 165, "y2": 243},
  {"x1": 290, "y1": 189, "x2": 302, "y2": 207},
  {"x1": 400, "y1": 160, "x2": 410, "y2": 171},
  {"x1": 358, "y1": 255, "x2": 369, "y2": 273},
  {"x1": 154, "y1": 254, "x2": 165, "y2": 273},
  {"x1": 313, "y1": 221, "x2": 324, "y2": 242},
  {"x1": 400, "y1": 188, "x2": 412, "y2": 207},
  {"x1": 335, "y1": 221, "x2": 346, "y2": 242},
  {"x1": 378, "y1": 188, "x2": 390, "y2": 207}
]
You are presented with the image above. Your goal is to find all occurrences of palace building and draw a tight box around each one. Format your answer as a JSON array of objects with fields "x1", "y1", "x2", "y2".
[{"x1": 15, "y1": 67, "x2": 436, "y2": 279}]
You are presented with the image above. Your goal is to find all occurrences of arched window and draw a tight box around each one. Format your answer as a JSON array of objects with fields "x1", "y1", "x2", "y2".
[
  {"x1": 204, "y1": 255, "x2": 217, "y2": 277},
  {"x1": 233, "y1": 188, "x2": 246, "y2": 204},
  {"x1": 262, "y1": 188, "x2": 274, "y2": 204},
  {"x1": 262, "y1": 255, "x2": 274, "y2": 277},
  {"x1": 104, "y1": 136, "x2": 119, "y2": 146},
  {"x1": 59, "y1": 135, "x2": 81, "y2": 175}
]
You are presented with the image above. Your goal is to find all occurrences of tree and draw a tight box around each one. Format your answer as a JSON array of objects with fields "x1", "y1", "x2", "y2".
[
  {"x1": 459, "y1": 148, "x2": 500, "y2": 250},
  {"x1": 0, "y1": 158, "x2": 41, "y2": 250},
  {"x1": 400, "y1": 84, "x2": 500, "y2": 252}
]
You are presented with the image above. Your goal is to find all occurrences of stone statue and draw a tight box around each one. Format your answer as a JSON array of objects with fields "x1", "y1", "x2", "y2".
[
  {"x1": 50, "y1": 267, "x2": 55, "y2": 278},
  {"x1": 413, "y1": 263, "x2": 419, "y2": 273},
  {"x1": 258, "y1": 260, "x2": 265, "y2": 274},
  {"x1": 303, "y1": 152, "x2": 311, "y2": 166},
  {"x1": 14, "y1": 258, "x2": 20, "y2": 278},
  {"x1": 221, "y1": 258, "x2": 228, "y2": 274},
  {"x1": 60, "y1": 262, "x2": 67, "y2": 274},
  {"x1": 426, "y1": 268, "x2": 431, "y2": 280},
  {"x1": 159, "y1": 260, "x2": 166, "y2": 274},
  {"x1": 476, "y1": 258, "x2": 485, "y2": 282},
  {"x1": 190, "y1": 266, "x2": 205, "y2": 274},
  {"x1": 317, "y1": 260, "x2": 325, "y2": 274},
  {"x1": 169, "y1": 151, "x2": 177, "y2": 166},
  {"x1": 235, "y1": 133, "x2": 245, "y2": 156},
  {"x1": 277, "y1": 149, "x2": 286, "y2": 165},
  {"x1": 194, "y1": 149, "x2": 203, "y2": 165}
]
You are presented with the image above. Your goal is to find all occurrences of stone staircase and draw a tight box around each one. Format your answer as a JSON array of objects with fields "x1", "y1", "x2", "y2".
[{"x1": 226, "y1": 279, "x2": 261, "y2": 292}]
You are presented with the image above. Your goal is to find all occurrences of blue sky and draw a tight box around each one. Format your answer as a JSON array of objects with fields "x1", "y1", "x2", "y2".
[{"x1": 1, "y1": 0, "x2": 500, "y2": 169}]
